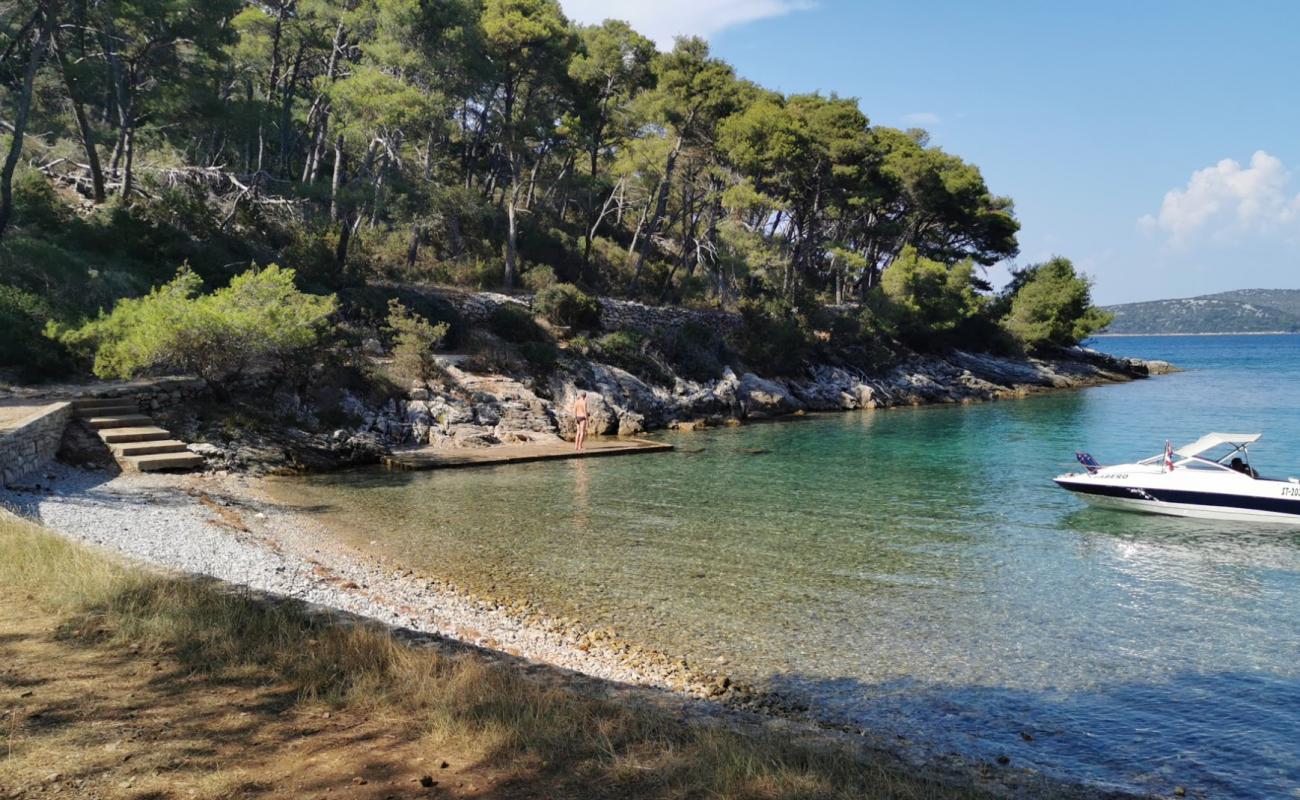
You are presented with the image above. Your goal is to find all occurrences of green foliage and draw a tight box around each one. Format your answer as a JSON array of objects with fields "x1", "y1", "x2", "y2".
[
  {"x1": 736, "y1": 297, "x2": 814, "y2": 375},
  {"x1": 591, "y1": 330, "x2": 672, "y2": 386},
  {"x1": 533, "y1": 282, "x2": 600, "y2": 331},
  {"x1": 56, "y1": 265, "x2": 336, "y2": 392},
  {"x1": 385, "y1": 299, "x2": 449, "y2": 384},
  {"x1": 487, "y1": 303, "x2": 546, "y2": 343},
  {"x1": 0, "y1": 0, "x2": 1045, "y2": 382},
  {"x1": 521, "y1": 264, "x2": 556, "y2": 292},
  {"x1": 12, "y1": 172, "x2": 69, "y2": 233},
  {"x1": 0, "y1": 284, "x2": 72, "y2": 379},
  {"x1": 655, "y1": 322, "x2": 730, "y2": 382},
  {"x1": 880, "y1": 246, "x2": 985, "y2": 344},
  {"x1": 518, "y1": 339, "x2": 559, "y2": 374},
  {"x1": 1001, "y1": 257, "x2": 1114, "y2": 349}
]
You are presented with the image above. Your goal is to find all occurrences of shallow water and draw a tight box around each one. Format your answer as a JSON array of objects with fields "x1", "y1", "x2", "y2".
[{"x1": 269, "y1": 335, "x2": 1300, "y2": 799}]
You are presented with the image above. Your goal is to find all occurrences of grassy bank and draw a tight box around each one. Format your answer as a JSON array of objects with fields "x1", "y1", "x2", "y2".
[{"x1": 0, "y1": 511, "x2": 998, "y2": 800}]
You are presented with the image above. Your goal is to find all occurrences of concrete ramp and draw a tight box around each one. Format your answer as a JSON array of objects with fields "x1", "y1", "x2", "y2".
[{"x1": 383, "y1": 437, "x2": 672, "y2": 471}]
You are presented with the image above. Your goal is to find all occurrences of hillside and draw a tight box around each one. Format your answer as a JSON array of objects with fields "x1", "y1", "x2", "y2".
[{"x1": 1102, "y1": 290, "x2": 1300, "y2": 334}]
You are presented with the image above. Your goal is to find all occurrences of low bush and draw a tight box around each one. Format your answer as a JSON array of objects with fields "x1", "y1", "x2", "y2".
[
  {"x1": 593, "y1": 330, "x2": 673, "y2": 386},
  {"x1": 12, "y1": 171, "x2": 70, "y2": 233},
  {"x1": 0, "y1": 284, "x2": 73, "y2": 380},
  {"x1": 385, "y1": 299, "x2": 449, "y2": 384},
  {"x1": 736, "y1": 296, "x2": 814, "y2": 375},
  {"x1": 533, "y1": 282, "x2": 600, "y2": 332},
  {"x1": 487, "y1": 303, "x2": 547, "y2": 344},
  {"x1": 521, "y1": 264, "x2": 557, "y2": 292},
  {"x1": 656, "y1": 322, "x2": 730, "y2": 382},
  {"x1": 54, "y1": 264, "x2": 336, "y2": 396},
  {"x1": 432, "y1": 257, "x2": 503, "y2": 289},
  {"x1": 518, "y1": 340, "x2": 559, "y2": 374}
]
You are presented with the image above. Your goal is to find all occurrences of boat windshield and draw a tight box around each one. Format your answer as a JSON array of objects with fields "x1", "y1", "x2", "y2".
[
  {"x1": 1189, "y1": 443, "x2": 1261, "y2": 477},
  {"x1": 1139, "y1": 437, "x2": 1264, "y2": 477}
]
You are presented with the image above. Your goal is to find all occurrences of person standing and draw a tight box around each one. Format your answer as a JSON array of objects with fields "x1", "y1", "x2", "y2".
[{"x1": 573, "y1": 391, "x2": 589, "y2": 451}]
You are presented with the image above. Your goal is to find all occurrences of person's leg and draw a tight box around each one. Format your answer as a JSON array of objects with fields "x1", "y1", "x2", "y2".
[{"x1": 575, "y1": 420, "x2": 584, "y2": 451}]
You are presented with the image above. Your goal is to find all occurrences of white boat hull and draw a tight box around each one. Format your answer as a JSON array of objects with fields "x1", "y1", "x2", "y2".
[
  {"x1": 1069, "y1": 489, "x2": 1300, "y2": 522},
  {"x1": 1055, "y1": 471, "x2": 1300, "y2": 524}
]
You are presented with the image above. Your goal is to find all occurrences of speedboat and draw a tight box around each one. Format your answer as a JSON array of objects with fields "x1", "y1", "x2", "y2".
[{"x1": 1055, "y1": 433, "x2": 1300, "y2": 523}]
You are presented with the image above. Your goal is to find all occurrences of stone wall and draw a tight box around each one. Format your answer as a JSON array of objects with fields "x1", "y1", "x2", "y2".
[
  {"x1": 0, "y1": 402, "x2": 72, "y2": 486},
  {"x1": 595, "y1": 297, "x2": 743, "y2": 338},
  {"x1": 437, "y1": 288, "x2": 744, "y2": 338},
  {"x1": 76, "y1": 376, "x2": 210, "y2": 413}
]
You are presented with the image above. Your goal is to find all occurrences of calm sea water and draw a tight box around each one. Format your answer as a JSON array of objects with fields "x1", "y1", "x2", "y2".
[{"x1": 269, "y1": 335, "x2": 1300, "y2": 799}]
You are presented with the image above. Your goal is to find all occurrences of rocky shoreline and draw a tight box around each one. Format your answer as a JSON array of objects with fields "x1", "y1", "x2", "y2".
[
  {"x1": 156, "y1": 341, "x2": 1174, "y2": 476},
  {"x1": 1, "y1": 463, "x2": 1146, "y2": 799}
]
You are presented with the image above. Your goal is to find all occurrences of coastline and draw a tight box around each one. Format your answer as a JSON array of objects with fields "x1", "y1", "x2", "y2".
[
  {"x1": 1091, "y1": 330, "x2": 1298, "y2": 337},
  {"x1": 1, "y1": 460, "x2": 1147, "y2": 799}
]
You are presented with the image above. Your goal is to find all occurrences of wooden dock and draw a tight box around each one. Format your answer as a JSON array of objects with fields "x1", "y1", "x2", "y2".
[{"x1": 382, "y1": 437, "x2": 673, "y2": 471}]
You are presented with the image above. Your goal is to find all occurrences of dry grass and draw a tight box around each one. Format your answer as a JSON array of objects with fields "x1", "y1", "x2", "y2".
[{"x1": 0, "y1": 510, "x2": 1007, "y2": 799}]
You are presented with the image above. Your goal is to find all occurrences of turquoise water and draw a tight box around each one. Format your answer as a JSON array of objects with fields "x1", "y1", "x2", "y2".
[{"x1": 272, "y1": 335, "x2": 1300, "y2": 799}]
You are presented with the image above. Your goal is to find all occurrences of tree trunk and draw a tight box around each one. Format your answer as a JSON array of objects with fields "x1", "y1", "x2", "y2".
[
  {"x1": 55, "y1": 39, "x2": 106, "y2": 203},
  {"x1": 504, "y1": 180, "x2": 521, "y2": 289},
  {"x1": 102, "y1": 29, "x2": 134, "y2": 199},
  {"x1": 0, "y1": 5, "x2": 53, "y2": 240},
  {"x1": 406, "y1": 224, "x2": 423, "y2": 268},
  {"x1": 628, "y1": 135, "x2": 683, "y2": 293},
  {"x1": 306, "y1": 21, "x2": 345, "y2": 184},
  {"x1": 329, "y1": 134, "x2": 345, "y2": 218}
]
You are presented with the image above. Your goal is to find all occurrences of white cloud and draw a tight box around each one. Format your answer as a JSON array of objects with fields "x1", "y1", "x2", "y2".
[
  {"x1": 901, "y1": 112, "x2": 942, "y2": 126},
  {"x1": 1139, "y1": 150, "x2": 1300, "y2": 245},
  {"x1": 560, "y1": 0, "x2": 812, "y2": 48}
]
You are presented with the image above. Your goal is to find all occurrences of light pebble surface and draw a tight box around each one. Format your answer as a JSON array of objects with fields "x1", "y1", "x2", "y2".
[{"x1": 0, "y1": 463, "x2": 669, "y2": 689}]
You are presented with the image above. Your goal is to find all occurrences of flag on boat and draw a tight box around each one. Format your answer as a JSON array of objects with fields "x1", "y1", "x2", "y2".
[
  {"x1": 1075, "y1": 451, "x2": 1102, "y2": 473},
  {"x1": 1164, "y1": 440, "x2": 1175, "y2": 472}
]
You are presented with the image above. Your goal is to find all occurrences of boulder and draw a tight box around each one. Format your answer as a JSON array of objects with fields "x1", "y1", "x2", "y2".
[
  {"x1": 452, "y1": 427, "x2": 499, "y2": 448},
  {"x1": 737, "y1": 372, "x2": 799, "y2": 417}
]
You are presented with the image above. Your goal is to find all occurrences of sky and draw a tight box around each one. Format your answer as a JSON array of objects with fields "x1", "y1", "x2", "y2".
[{"x1": 559, "y1": 0, "x2": 1300, "y2": 305}]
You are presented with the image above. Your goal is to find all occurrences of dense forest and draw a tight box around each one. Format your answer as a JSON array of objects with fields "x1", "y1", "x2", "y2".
[{"x1": 0, "y1": 0, "x2": 1110, "y2": 381}]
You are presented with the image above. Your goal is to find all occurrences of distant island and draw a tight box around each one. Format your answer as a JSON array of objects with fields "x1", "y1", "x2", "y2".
[{"x1": 1101, "y1": 289, "x2": 1300, "y2": 334}]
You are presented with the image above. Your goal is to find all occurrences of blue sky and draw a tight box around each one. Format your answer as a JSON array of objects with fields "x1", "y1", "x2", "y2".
[{"x1": 561, "y1": 1, "x2": 1300, "y2": 304}]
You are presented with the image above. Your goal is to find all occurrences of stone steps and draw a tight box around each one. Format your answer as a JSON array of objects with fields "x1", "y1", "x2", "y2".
[
  {"x1": 75, "y1": 394, "x2": 204, "y2": 473},
  {"x1": 99, "y1": 426, "x2": 173, "y2": 444},
  {"x1": 72, "y1": 397, "x2": 140, "y2": 418},
  {"x1": 111, "y1": 439, "x2": 191, "y2": 457},
  {"x1": 85, "y1": 414, "x2": 155, "y2": 430},
  {"x1": 123, "y1": 452, "x2": 205, "y2": 471},
  {"x1": 76, "y1": 403, "x2": 139, "y2": 418}
]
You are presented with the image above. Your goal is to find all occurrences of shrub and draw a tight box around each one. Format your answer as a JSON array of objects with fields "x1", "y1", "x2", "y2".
[
  {"x1": 0, "y1": 284, "x2": 72, "y2": 379},
  {"x1": 1001, "y1": 257, "x2": 1114, "y2": 349},
  {"x1": 533, "y1": 282, "x2": 600, "y2": 332},
  {"x1": 433, "y1": 257, "x2": 503, "y2": 289},
  {"x1": 12, "y1": 172, "x2": 69, "y2": 232},
  {"x1": 488, "y1": 303, "x2": 546, "y2": 343},
  {"x1": 736, "y1": 296, "x2": 814, "y2": 375},
  {"x1": 594, "y1": 330, "x2": 673, "y2": 386},
  {"x1": 518, "y1": 340, "x2": 559, "y2": 374},
  {"x1": 656, "y1": 322, "x2": 730, "y2": 382},
  {"x1": 521, "y1": 264, "x2": 557, "y2": 292},
  {"x1": 385, "y1": 299, "x2": 449, "y2": 384},
  {"x1": 55, "y1": 264, "x2": 336, "y2": 396}
]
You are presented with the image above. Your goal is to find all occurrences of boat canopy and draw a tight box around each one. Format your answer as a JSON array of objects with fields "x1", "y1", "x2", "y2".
[{"x1": 1175, "y1": 433, "x2": 1262, "y2": 458}]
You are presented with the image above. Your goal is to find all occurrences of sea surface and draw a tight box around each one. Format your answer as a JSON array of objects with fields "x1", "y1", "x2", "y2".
[{"x1": 268, "y1": 334, "x2": 1300, "y2": 799}]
